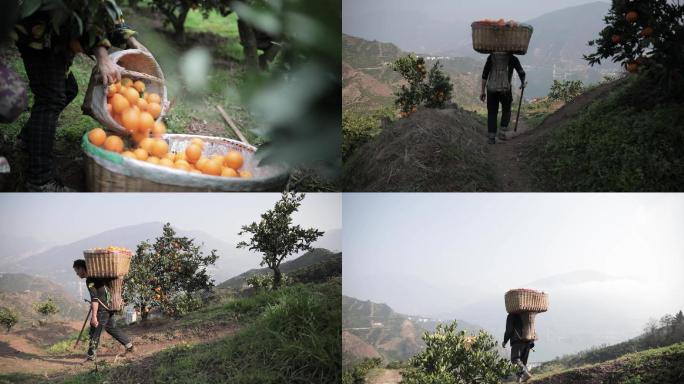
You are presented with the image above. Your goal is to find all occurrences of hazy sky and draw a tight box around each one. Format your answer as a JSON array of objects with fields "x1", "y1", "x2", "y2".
[
  {"x1": 343, "y1": 193, "x2": 684, "y2": 305},
  {"x1": 343, "y1": 0, "x2": 609, "y2": 26},
  {"x1": 0, "y1": 193, "x2": 341, "y2": 245}
]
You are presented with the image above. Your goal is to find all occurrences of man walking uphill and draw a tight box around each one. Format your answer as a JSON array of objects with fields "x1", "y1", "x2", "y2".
[
  {"x1": 73, "y1": 259, "x2": 133, "y2": 361},
  {"x1": 480, "y1": 52, "x2": 526, "y2": 144},
  {"x1": 503, "y1": 312, "x2": 534, "y2": 383}
]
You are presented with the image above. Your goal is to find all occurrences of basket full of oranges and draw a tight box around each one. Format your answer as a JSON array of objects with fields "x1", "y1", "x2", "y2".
[
  {"x1": 84, "y1": 246, "x2": 133, "y2": 278},
  {"x1": 82, "y1": 49, "x2": 168, "y2": 136},
  {"x1": 471, "y1": 20, "x2": 534, "y2": 55}
]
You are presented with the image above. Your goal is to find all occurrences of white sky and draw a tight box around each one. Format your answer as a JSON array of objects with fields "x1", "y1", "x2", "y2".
[
  {"x1": 343, "y1": 193, "x2": 684, "y2": 300},
  {"x1": 0, "y1": 193, "x2": 341, "y2": 245}
]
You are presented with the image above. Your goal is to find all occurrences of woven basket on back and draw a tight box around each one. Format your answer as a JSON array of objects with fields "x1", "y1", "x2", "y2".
[
  {"x1": 520, "y1": 312, "x2": 538, "y2": 341},
  {"x1": 471, "y1": 22, "x2": 533, "y2": 55},
  {"x1": 505, "y1": 288, "x2": 548, "y2": 314},
  {"x1": 82, "y1": 133, "x2": 289, "y2": 192},
  {"x1": 107, "y1": 277, "x2": 125, "y2": 312},
  {"x1": 82, "y1": 49, "x2": 169, "y2": 135},
  {"x1": 84, "y1": 248, "x2": 132, "y2": 278}
]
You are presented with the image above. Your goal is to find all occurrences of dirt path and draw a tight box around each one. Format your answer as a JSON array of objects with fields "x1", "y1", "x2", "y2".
[
  {"x1": 0, "y1": 319, "x2": 238, "y2": 379},
  {"x1": 368, "y1": 368, "x2": 402, "y2": 384},
  {"x1": 487, "y1": 80, "x2": 624, "y2": 191}
]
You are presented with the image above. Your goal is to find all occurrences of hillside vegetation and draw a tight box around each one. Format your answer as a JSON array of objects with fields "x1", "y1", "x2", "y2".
[{"x1": 0, "y1": 273, "x2": 85, "y2": 323}]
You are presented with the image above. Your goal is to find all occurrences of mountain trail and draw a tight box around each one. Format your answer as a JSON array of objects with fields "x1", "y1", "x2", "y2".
[{"x1": 368, "y1": 368, "x2": 402, "y2": 384}]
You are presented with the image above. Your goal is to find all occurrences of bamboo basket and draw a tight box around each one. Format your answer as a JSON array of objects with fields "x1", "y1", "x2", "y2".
[
  {"x1": 106, "y1": 277, "x2": 125, "y2": 312},
  {"x1": 505, "y1": 288, "x2": 548, "y2": 314},
  {"x1": 82, "y1": 133, "x2": 289, "y2": 192},
  {"x1": 82, "y1": 49, "x2": 169, "y2": 135},
  {"x1": 84, "y1": 248, "x2": 132, "y2": 278},
  {"x1": 520, "y1": 312, "x2": 538, "y2": 341},
  {"x1": 471, "y1": 22, "x2": 533, "y2": 55}
]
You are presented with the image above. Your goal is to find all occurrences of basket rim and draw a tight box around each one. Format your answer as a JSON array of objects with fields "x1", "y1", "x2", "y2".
[
  {"x1": 471, "y1": 22, "x2": 534, "y2": 32},
  {"x1": 82, "y1": 133, "x2": 290, "y2": 189}
]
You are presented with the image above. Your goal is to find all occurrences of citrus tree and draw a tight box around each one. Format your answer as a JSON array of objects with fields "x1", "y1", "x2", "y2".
[
  {"x1": 0, "y1": 308, "x2": 19, "y2": 333},
  {"x1": 393, "y1": 54, "x2": 453, "y2": 117},
  {"x1": 123, "y1": 223, "x2": 218, "y2": 320},
  {"x1": 585, "y1": 0, "x2": 684, "y2": 75},
  {"x1": 150, "y1": 0, "x2": 232, "y2": 42},
  {"x1": 549, "y1": 80, "x2": 584, "y2": 102},
  {"x1": 237, "y1": 192, "x2": 324, "y2": 290},
  {"x1": 35, "y1": 297, "x2": 59, "y2": 321},
  {"x1": 401, "y1": 321, "x2": 514, "y2": 384}
]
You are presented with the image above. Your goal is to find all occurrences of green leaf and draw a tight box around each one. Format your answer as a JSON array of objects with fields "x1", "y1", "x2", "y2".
[{"x1": 19, "y1": 0, "x2": 42, "y2": 18}]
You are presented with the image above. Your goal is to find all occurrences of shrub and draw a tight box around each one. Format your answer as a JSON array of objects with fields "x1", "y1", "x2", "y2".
[
  {"x1": 548, "y1": 80, "x2": 584, "y2": 102},
  {"x1": 0, "y1": 308, "x2": 18, "y2": 333},
  {"x1": 393, "y1": 55, "x2": 454, "y2": 116}
]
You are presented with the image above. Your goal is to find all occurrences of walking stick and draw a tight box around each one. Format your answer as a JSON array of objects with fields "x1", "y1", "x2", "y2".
[
  {"x1": 514, "y1": 84, "x2": 526, "y2": 133},
  {"x1": 74, "y1": 300, "x2": 91, "y2": 349}
]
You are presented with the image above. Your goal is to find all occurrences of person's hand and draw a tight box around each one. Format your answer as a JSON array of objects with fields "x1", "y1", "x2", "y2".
[
  {"x1": 502, "y1": 341, "x2": 507, "y2": 348},
  {"x1": 96, "y1": 54, "x2": 121, "y2": 85},
  {"x1": 520, "y1": 81, "x2": 528, "y2": 90},
  {"x1": 90, "y1": 316, "x2": 99, "y2": 329},
  {"x1": 480, "y1": 93, "x2": 486, "y2": 102}
]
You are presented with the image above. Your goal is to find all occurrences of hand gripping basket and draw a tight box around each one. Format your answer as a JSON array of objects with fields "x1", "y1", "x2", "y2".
[
  {"x1": 84, "y1": 248, "x2": 133, "y2": 278},
  {"x1": 505, "y1": 289, "x2": 548, "y2": 341},
  {"x1": 82, "y1": 49, "x2": 169, "y2": 135},
  {"x1": 471, "y1": 22, "x2": 533, "y2": 55},
  {"x1": 82, "y1": 133, "x2": 289, "y2": 192}
]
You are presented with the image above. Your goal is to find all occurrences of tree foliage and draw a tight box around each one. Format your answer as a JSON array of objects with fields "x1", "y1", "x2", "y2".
[
  {"x1": 238, "y1": 192, "x2": 324, "y2": 290},
  {"x1": 0, "y1": 307, "x2": 19, "y2": 333},
  {"x1": 35, "y1": 297, "x2": 59, "y2": 319},
  {"x1": 548, "y1": 80, "x2": 584, "y2": 103},
  {"x1": 585, "y1": 0, "x2": 684, "y2": 75},
  {"x1": 400, "y1": 321, "x2": 514, "y2": 384},
  {"x1": 342, "y1": 357, "x2": 383, "y2": 384},
  {"x1": 123, "y1": 223, "x2": 218, "y2": 320},
  {"x1": 393, "y1": 54, "x2": 453, "y2": 117}
]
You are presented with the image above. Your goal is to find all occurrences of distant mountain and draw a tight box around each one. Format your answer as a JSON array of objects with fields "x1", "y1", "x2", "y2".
[
  {"x1": 0, "y1": 235, "x2": 55, "y2": 267},
  {"x1": 218, "y1": 248, "x2": 341, "y2": 289},
  {"x1": 342, "y1": 295, "x2": 485, "y2": 365},
  {"x1": 2, "y1": 223, "x2": 342, "y2": 300},
  {"x1": 448, "y1": 270, "x2": 679, "y2": 362},
  {"x1": 0, "y1": 273, "x2": 86, "y2": 325}
]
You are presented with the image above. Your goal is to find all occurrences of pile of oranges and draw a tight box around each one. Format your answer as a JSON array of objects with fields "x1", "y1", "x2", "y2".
[
  {"x1": 107, "y1": 77, "x2": 164, "y2": 141},
  {"x1": 87, "y1": 128, "x2": 251, "y2": 178}
]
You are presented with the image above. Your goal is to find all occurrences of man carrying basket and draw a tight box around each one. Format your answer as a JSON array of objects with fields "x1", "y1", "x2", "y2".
[
  {"x1": 480, "y1": 53, "x2": 526, "y2": 144},
  {"x1": 9, "y1": 1, "x2": 149, "y2": 191},
  {"x1": 503, "y1": 312, "x2": 533, "y2": 382},
  {"x1": 73, "y1": 259, "x2": 134, "y2": 361}
]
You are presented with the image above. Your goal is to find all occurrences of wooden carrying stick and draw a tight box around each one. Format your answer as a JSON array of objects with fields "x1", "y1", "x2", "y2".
[
  {"x1": 216, "y1": 105, "x2": 250, "y2": 145},
  {"x1": 74, "y1": 306, "x2": 92, "y2": 349}
]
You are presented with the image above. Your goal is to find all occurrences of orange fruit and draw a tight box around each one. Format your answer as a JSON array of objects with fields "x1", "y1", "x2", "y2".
[
  {"x1": 203, "y1": 159, "x2": 222, "y2": 176},
  {"x1": 151, "y1": 120, "x2": 166, "y2": 137},
  {"x1": 626, "y1": 11, "x2": 638, "y2": 23},
  {"x1": 139, "y1": 112, "x2": 155, "y2": 133},
  {"x1": 133, "y1": 80, "x2": 145, "y2": 93},
  {"x1": 190, "y1": 168, "x2": 202, "y2": 174},
  {"x1": 211, "y1": 154, "x2": 224, "y2": 164},
  {"x1": 138, "y1": 137, "x2": 155, "y2": 153},
  {"x1": 224, "y1": 150, "x2": 244, "y2": 170},
  {"x1": 103, "y1": 135, "x2": 124, "y2": 153},
  {"x1": 113, "y1": 113, "x2": 124, "y2": 126},
  {"x1": 641, "y1": 26, "x2": 653, "y2": 37},
  {"x1": 221, "y1": 167, "x2": 238, "y2": 177},
  {"x1": 146, "y1": 92, "x2": 161, "y2": 104},
  {"x1": 195, "y1": 157, "x2": 209, "y2": 172},
  {"x1": 611, "y1": 34, "x2": 621, "y2": 44},
  {"x1": 132, "y1": 130, "x2": 149, "y2": 144},
  {"x1": 121, "y1": 108, "x2": 140, "y2": 132},
  {"x1": 163, "y1": 152, "x2": 175, "y2": 161},
  {"x1": 174, "y1": 159, "x2": 191, "y2": 171},
  {"x1": 147, "y1": 102, "x2": 162, "y2": 119},
  {"x1": 121, "y1": 78, "x2": 133, "y2": 87},
  {"x1": 185, "y1": 144, "x2": 202, "y2": 163},
  {"x1": 150, "y1": 139, "x2": 169, "y2": 158},
  {"x1": 88, "y1": 128, "x2": 107, "y2": 147},
  {"x1": 122, "y1": 150, "x2": 136, "y2": 158},
  {"x1": 134, "y1": 148, "x2": 149, "y2": 161},
  {"x1": 123, "y1": 87, "x2": 140, "y2": 105},
  {"x1": 159, "y1": 158, "x2": 174, "y2": 167},
  {"x1": 190, "y1": 138, "x2": 204, "y2": 148},
  {"x1": 136, "y1": 98, "x2": 148, "y2": 111},
  {"x1": 626, "y1": 62, "x2": 638, "y2": 73},
  {"x1": 107, "y1": 103, "x2": 113, "y2": 114},
  {"x1": 147, "y1": 156, "x2": 160, "y2": 164},
  {"x1": 239, "y1": 170, "x2": 253, "y2": 179},
  {"x1": 107, "y1": 83, "x2": 119, "y2": 97},
  {"x1": 110, "y1": 93, "x2": 130, "y2": 114}
]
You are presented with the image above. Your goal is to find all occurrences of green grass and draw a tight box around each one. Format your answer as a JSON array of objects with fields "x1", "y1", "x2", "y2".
[
  {"x1": 23, "y1": 282, "x2": 341, "y2": 384},
  {"x1": 531, "y1": 70, "x2": 684, "y2": 191},
  {"x1": 46, "y1": 331, "x2": 88, "y2": 355},
  {"x1": 185, "y1": 10, "x2": 243, "y2": 61}
]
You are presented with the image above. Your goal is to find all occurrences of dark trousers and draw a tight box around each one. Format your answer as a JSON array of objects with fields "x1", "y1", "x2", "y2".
[
  {"x1": 486, "y1": 90, "x2": 512, "y2": 134},
  {"x1": 511, "y1": 342, "x2": 532, "y2": 376},
  {"x1": 16, "y1": 43, "x2": 78, "y2": 184},
  {"x1": 87, "y1": 310, "x2": 131, "y2": 358}
]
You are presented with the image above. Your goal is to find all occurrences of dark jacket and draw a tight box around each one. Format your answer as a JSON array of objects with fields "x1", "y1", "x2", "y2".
[
  {"x1": 482, "y1": 54, "x2": 526, "y2": 87},
  {"x1": 86, "y1": 277, "x2": 113, "y2": 311},
  {"x1": 504, "y1": 313, "x2": 525, "y2": 345}
]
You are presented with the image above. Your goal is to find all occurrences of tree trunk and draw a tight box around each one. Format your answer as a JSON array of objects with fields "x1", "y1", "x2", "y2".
[
  {"x1": 259, "y1": 44, "x2": 280, "y2": 70},
  {"x1": 174, "y1": 7, "x2": 189, "y2": 44},
  {"x1": 272, "y1": 267, "x2": 282, "y2": 290},
  {"x1": 237, "y1": 18, "x2": 259, "y2": 70}
]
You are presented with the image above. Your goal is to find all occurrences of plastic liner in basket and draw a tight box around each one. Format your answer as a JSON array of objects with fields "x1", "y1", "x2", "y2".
[
  {"x1": 82, "y1": 49, "x2": 169, "y2": 135},
  {"x1": 471, "y1": 22, "x2": 533, "y2": 55},
  {"x1": 505, "y1": 288, "x2": 548, "y2": 314},
  {"x1": 82, "y1": 133, "x2": 289, "y2": 192}
]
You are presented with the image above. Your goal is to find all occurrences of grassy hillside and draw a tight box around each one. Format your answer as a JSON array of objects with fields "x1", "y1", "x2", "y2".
[
  {"x1": 1, "y1": 281, "x2": 341, "y2": 384},
  {"x1": 529, "y1": 341, "x2": 684, "y2": 384},
  {"x1": 531, "y1": 69, "x2": 684, "y2": 191},
  {"x1": 0, "y1": 273, "x2": 86, "y2": 323},
  {"x1": 218, "y1": 248, "x2": 341, "y2": 289}
]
